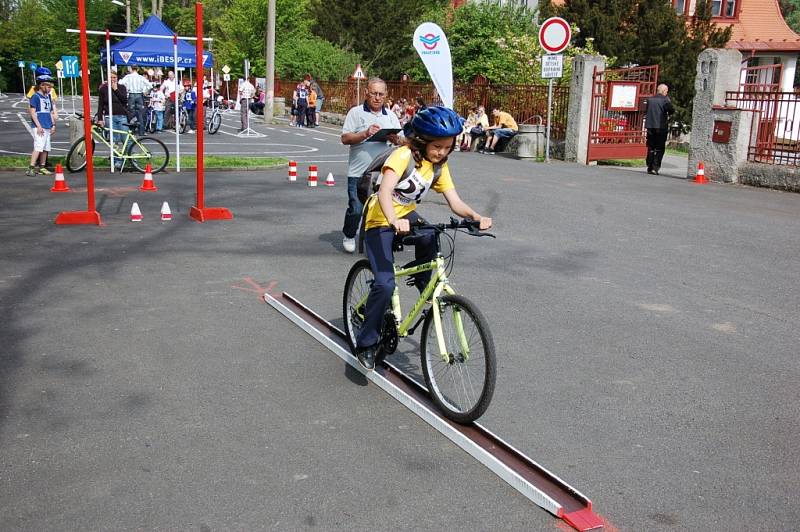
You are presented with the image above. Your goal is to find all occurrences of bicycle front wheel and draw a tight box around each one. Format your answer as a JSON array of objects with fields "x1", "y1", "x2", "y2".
[
  {"x1": 343, "y1": 259, "x2": 374, "y2": 354},
  {"x1": 129, "y1": 137, "x2": 169, "y2": 173},
  {"x1": 208, "y1": 112, "x2": 221, "y2": 134},
  {"x1": 179, "y1": 111, "x2": 188, "y2": 134},
  {"x1": 421, "y1": 294, "x2": 496, "y2": 424},
  {"x1": 65, "y1": 137, "x2": 96, "y2": 173}
]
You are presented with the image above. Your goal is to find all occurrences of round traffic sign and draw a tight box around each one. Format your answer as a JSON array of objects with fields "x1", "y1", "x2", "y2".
[{"x1": 539, "y1": 17, "x2": 571, "y2": 54}]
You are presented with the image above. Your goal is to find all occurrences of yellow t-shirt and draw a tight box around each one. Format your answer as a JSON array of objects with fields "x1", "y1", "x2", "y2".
[
  {"x1": 364, "y1": 146, "x2": 455, "y2": 230},
  {"x1": 493, "y1": 111, "x2": 518, "y2": 131}
]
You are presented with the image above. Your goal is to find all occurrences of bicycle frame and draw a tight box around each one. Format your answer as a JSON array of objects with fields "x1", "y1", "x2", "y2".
[
  {"x1": 353, "y1": 253, "x2": 470, "y2": 363},
  {"x1": 90, "y1": 125, "x2": 151, "y2": 164}
]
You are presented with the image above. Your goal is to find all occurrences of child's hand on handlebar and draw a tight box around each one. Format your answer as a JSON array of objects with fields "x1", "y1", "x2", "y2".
[
  {"x1": 391, "y1": 218, "x2": 410, "y2": 234},
  {"x1": 477, "y1": 216, "x2": 492, "y2": 230}
]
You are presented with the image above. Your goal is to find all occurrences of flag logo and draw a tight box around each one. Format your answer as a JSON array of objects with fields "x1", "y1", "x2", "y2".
[
  {"x1": 419, "y1": 33, "x2": 440, "y2": 51},
  {"x1": 119, "y1": 51, "x2": 133, "y2": 64}
]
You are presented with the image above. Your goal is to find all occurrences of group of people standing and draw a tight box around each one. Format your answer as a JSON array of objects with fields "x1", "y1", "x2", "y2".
[{"x1": 290, "y1": 74, "x2": 324, "y2": 128}]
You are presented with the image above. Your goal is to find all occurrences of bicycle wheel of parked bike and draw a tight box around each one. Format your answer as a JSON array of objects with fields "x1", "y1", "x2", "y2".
[
  {"x1": 343, "y1": 259, "x2": 374, "y2": 354},
  {"x1": 208, "y1": 112, "x2": 221, "y2": 134},
  {"x1": 421, "y1": 294, "x2": 496, "y2": 424},
  {"x1": 129, "y1": 137, "x2": 170, "y2": 173},
  {"x1": 147, "y1": 112, "x2": 157, "y2": 134},
  {"x1": 65, "y1": 137, "x2": 96, "y2": 173},
  {"x1": 179, "y1": 110, "x2": 188, "y2": 134}
]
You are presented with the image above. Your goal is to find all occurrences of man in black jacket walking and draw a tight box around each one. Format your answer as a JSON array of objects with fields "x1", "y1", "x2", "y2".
[{"x1": 645, "y1": 83, "x2": 674, "y2": 175}]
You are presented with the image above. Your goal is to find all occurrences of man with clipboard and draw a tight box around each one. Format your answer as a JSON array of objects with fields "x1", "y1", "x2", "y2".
[{"x1": 340, "y1": 77, "x2": 402, "y2": 254}]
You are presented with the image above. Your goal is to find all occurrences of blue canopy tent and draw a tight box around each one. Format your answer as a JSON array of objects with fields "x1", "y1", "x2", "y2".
[{"x1": 99, "y1": 15, "x2": 213, "y2": 68}]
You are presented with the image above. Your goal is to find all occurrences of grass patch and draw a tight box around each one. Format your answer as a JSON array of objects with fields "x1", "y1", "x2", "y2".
[
  {"x1": 596, "y1": 158, "x2": 646, "y2": 167},
  {"x1": 0, "y1": 155, "x2": 286, "y2": 170}
]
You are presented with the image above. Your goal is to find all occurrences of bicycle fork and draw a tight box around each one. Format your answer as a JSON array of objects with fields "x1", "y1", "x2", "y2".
[{"x1": 430, "y1": 284, "x2": 471, "y2": 364}]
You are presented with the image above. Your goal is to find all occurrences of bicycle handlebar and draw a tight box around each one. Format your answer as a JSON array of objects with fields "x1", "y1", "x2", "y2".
[{"x1": 411, "y1": 217, "x2": 495, "y2": 238}]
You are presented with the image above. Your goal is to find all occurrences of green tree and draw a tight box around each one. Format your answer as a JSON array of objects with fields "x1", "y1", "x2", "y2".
[
  {"x1": 404, "y1": 3, "x2": 601, "y2": 84},
  {"x1": 206, "y1": 0, "x2": 362, "y2": 80},
  {"x1": 308, "y1": 0, "x2": 448, "y2": 79}
]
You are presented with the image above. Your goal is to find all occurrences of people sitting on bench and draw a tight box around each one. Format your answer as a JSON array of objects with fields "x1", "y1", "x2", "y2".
[{"x1": 482, "y1": 107, "x2": 518, "y2": 154}]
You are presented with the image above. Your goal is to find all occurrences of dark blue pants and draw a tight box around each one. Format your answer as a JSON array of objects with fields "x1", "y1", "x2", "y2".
[
  {"x1": 356, "y1": 212, "x2": 435, "y2": 349},
  {"x1": 342, "y1": 176, "x2": 362, "y2": 239},
  {"x1": 128, "y1": 93, "x2": 146, "y2": 136}
]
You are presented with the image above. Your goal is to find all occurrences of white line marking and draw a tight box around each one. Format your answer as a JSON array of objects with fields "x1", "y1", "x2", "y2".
[{"x1": 313, "y1": 138, "x2": 326, "y2": 142}]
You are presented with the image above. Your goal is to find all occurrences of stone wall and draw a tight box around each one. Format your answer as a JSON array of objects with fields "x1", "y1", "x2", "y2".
[{"x1": 739, "y1": 163, "x2": 800, "y2": 192}]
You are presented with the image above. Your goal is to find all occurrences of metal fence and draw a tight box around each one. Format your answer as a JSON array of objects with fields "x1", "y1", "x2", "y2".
[
  {"x1": 726, "y1": 89, "x2": 800, "y2": 166},
  {"x1": 275, "y1": 78, "x2": 570, "y2": 141}
]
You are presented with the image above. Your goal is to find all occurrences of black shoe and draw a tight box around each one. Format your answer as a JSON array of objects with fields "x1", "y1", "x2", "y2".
[
  {"x1": 647, "y1": 168, "x2": 655, "y2": 174},
  {"x1": 653, "y1": 167, "x2": 660, "y2": 175},
  {"x1": 355, "y1": 344, "x2": 378, "y2": 371}
]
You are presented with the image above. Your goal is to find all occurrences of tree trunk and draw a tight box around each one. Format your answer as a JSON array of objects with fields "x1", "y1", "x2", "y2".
[
  {"x1": 151, "y1": 0, "x2": 157, "y2": 17},
  {"x1": 137, "y1": 0, "x2": 143, "y2": 24}
]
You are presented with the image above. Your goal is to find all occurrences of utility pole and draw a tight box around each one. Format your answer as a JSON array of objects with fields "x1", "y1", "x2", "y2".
[
  {"x1": 126, "y1": 0, "x2": 131, "y2": 33},
  {"x1": 264, "y1": 0, "x2": 275, "y2": 123}
]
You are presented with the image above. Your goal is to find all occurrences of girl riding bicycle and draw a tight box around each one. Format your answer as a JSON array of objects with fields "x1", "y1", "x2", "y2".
[{"x1": 355, "y1": 106, "x2": 492, "y2": 371}]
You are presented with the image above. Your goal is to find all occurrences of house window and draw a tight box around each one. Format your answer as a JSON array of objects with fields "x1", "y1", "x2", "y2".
[
  {"x1": 711, "y1": 0, "x2": 736, "y2": 18},
  {"x1": 674, "y1": 0, "x2": 686, "y2": 15}
]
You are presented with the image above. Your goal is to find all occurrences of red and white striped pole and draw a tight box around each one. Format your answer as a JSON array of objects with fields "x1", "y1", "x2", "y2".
[
  {"x1": 288, "y1": 160, "x2": 297, "y2": 182},
  {"x1": 307, "y1": 164, "x2": 318, "y2": 187}
]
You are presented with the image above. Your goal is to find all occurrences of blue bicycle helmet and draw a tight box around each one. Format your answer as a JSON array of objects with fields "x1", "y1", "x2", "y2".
[
  {"x1": 410, "y1": 106, "x2": 464, "y2": 138},
  {"x1": 35, "y1": 66, "x2": 54, "y2": 82}
]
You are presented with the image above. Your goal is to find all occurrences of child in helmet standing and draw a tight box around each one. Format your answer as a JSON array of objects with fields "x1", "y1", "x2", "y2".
[
  {"x1": 354, "y1": 106, "x2": 492, "y2": 370},
  {"x1": 27, "y1": 67, "x2": 57, "y2": 176}
]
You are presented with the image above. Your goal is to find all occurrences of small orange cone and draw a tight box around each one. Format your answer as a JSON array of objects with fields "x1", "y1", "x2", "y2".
[
  {"x1": 288, "y1": 160, "x2": 297, "y2": 182},
  {"x1": 50, "y1": 163, "x2": 70, "y2": 192},
  {"x1": 139, "y1": 164, "x2": 158, "y2": 191},
  {"x1": 325, "y1": 172, "x2": 335, "y2": 187},
  {"x1": 130, "y1": 202, "x2": 143, "y2": 222},
  {"x1": 160, "y1": 201, "x2": 172, "y2": 221},
  {"x1": 693, "y1": 161, "x2": 708, "y2": 184},
  {"x1": 307, "y1": 164, "x2": 318, "y2": 187}
]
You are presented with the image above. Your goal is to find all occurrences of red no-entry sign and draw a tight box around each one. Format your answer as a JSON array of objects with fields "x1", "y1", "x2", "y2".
[{"x1": 539, "y1": 17, "x2": 571, "y2": 54}]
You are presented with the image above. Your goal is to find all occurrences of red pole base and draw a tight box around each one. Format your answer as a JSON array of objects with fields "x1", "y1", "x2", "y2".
[
  {"x1": 55, "y1": 210, "x2": 102, "y2": 225},
  {"x1": 189, "y1": 206, "x2": 233, "y2": 222}
]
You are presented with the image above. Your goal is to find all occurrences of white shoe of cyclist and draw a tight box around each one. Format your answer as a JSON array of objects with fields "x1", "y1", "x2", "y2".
[{"x1": 342, "y1": 237, "x2": 356, "y2": 253}]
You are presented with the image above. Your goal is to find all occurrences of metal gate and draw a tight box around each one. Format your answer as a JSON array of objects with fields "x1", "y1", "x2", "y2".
[{"x1": 586, "y1": 65, "x2": 659, "y2": 164}]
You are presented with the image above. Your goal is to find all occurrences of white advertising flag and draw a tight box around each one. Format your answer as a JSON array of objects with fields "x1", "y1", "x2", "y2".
[{"x1": 413, "y1": 22, "x2": 453, "y2": 109}]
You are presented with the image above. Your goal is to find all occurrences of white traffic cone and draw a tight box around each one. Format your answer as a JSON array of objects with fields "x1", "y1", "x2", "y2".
[
  {"x1": 325, "y1": 172, "x2": 335, "y2": 187},
  {"x1": 130, "y1": 202, "x2": 143, "y2": 222},
  {"x1": 160, "y1": 201, "x2": 172, "y2": 221}
]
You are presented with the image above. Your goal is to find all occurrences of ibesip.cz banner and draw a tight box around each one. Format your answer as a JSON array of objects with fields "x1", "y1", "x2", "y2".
[{"x1": 413, "y1": 22, "x2": 453, "y2": 109}]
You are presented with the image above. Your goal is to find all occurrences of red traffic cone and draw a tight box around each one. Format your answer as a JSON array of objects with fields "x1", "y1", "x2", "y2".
[
  {"x1": 130, "y1": 202, "x2": 143, "y2": 222},
  {"x1": 50, "y1": 163, "x2": 70, "y2": 192},
  {"x1": 693, "y1": 161, "x2": 708, "y2": 184},
  {"x1": 139, "y1": 164, "x2": 158, "y2": 191},
  {"x1": 307, "y1": 165, "x2": 318, "y2": 187},
  {"x1": 325, "y1": 172, "x2": 335, "y2": 187},
  {"x1": 160, "y1": 201, "x2": 172, "y2": 221},
  {"x1": 288, "y1": 160, "x2": 297, "y2": 182}
]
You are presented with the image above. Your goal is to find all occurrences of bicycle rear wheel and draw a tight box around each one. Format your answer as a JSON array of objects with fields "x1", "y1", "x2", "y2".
[
  {"x1": 129, "y1": 137, "x2": 169, "y2": 173},
  {"x1": 65, "y1": 137, "x2": 96, "y2": 173},
  {"x1": 421, "y1": 294, "x2": 496, "y2": 424},
  {"x1": 343, "y1": 259, "x2": 374, "y2": 353},
  {"x1": 208, "y1": 112, "x2": 222, "y2": 134}
]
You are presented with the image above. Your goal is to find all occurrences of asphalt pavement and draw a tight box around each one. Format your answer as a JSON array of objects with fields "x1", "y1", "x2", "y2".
[{"x1": 1, "y1": 91, "x2": 799, "y2": 531}]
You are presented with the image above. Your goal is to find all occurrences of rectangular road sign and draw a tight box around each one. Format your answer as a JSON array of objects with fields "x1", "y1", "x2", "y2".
[
  {"x1": 61, "y1": 56, "x2": 79, "y2": 78},
  {"x1": 223, "y1": 73, "x2": 231, "y2": 82},
  {"x1": 541, "y1": 54, "x2": 563, "y2": 79}
]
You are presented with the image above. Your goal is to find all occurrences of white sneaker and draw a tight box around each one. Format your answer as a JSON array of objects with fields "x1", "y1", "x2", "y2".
[{"x1": 343, "y1": 237, "x2": 356, "y2": 253}]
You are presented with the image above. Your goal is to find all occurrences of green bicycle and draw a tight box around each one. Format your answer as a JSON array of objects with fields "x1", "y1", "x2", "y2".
[
  {"x1": 65, "y1": 116, "x2": 169, "y2": 174},
  {"x1": 343, "y1": 218, "x2": 497, "y2": 424}
]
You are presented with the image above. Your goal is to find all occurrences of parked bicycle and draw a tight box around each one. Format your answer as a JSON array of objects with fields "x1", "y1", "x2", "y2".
[
  {"x1": 343, "y1": 218, "x2": 497, "y2": 424},
  {"x1": 65, "y1": 114, "x2": 169, "y2": 173}
]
